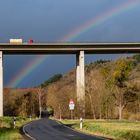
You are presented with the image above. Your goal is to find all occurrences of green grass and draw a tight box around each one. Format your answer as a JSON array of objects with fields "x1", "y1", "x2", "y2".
[
  {"x1": 0, "y1": 128, "x2": 23, "y2": 140},
  {"x1": 0, "y1": 116, "x2": 32, "y2": 140},
  {"x1": 61, "y1": 120, "x2": 140, "y2": 140}
]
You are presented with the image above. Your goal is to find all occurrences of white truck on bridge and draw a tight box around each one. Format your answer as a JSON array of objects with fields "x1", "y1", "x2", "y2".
[{"x1": 9, "y1": 39, "x2": 23, "y2": 44}]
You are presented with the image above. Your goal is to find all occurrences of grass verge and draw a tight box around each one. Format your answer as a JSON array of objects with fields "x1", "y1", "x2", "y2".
[
  {"x1": 60, "y1": 119, "x2": 140, "y2": 140},
  {"x1": 0, "y1": 116, "x2": 33, "y2": 140}
]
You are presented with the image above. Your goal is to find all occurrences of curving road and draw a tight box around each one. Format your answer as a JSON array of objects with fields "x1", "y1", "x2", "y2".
[{"x1": 23, "y1": 118, "x2": 107, "y2": 140}]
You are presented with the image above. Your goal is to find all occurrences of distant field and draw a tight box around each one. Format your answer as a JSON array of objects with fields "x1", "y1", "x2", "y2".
[
  {"x1": 61, "y1": 120, "x2": 140, "y2": 140},
  {"x1": 0, "y1": 117, "x2": 32, "y2": 140}
]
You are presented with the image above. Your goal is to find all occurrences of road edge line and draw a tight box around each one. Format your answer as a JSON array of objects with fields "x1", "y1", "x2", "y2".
[{"x1": 22, "y1": 123, "x2": 36, "y2": 140}]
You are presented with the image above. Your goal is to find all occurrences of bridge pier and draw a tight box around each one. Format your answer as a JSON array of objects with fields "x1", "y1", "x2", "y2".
[
  {"x1": 0, "y1": 51, "x2": 3, "y2": 117},
  {"x1": 76, "y1": 51, "x2": 85, "y2": 118}
]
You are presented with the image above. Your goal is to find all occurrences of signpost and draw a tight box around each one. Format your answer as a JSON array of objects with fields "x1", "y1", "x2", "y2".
[{"x1": 69, "y1": 99, "x2": 75, "y2": 119}]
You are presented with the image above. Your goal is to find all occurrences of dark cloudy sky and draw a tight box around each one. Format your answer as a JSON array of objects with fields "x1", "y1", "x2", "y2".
[{"x1": 0, "y1": 0, "x2": 140, "y2": 87}]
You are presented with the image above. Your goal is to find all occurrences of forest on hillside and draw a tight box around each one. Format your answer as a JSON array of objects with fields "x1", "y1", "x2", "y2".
[{"x1": 4, "y1": 55, "x2": 140, "y2": 120}]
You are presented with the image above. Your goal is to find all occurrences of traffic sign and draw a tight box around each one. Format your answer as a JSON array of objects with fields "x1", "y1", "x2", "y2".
[{"x1": 69, "y1": 99, "x2": 75, "y2": 110}]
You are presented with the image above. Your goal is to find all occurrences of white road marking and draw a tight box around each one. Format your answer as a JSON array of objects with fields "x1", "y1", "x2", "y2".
[{"x1": 23, "y1": 123, "x2": 36, "y2": 140}]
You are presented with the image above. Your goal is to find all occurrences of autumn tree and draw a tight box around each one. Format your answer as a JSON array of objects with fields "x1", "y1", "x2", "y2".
[
  {"x1": 3, "y1": 55, "x2": 140, "y2": 120},
  {"x1": 102, "y1": 59, "x2": 137, "y2": 120}
]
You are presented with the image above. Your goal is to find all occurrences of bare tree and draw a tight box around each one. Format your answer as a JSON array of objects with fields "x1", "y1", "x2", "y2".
[{"x1": 36, "y1": 86, "x2": 46, "y2": 118}]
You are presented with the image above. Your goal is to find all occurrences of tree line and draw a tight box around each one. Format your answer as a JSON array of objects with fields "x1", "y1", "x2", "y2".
[{"x1": 4, "y1": 55, "x2": 140, "y2": 120}]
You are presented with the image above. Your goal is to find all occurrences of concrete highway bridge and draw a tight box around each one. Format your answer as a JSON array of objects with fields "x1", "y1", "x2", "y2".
[{"x1": 0, "y1": 42, "x2": 140, "y2": 117}]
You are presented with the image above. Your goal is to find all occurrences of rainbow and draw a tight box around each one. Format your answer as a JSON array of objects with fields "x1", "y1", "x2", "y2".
[
  {"x1": 60, "y1": 0, "x2": 139, "y2": 42},
  {"x1": 7, "y1": 55, "x2": 47, "y2": 87},
  {"x1": 7, "y1": 0, "x2": 139, "y2": 87}
]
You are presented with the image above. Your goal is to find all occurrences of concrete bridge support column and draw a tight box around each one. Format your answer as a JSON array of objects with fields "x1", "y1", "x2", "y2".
[
  {"x1": 0, "y1": 51, "x2": 3, "y2": 117},
  {"x1": 76, "y1": 51, "x2": 85, "y2": 118}
]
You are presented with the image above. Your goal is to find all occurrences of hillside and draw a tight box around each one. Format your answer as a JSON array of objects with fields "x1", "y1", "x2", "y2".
[
  {"x1": 3, "y1": 55, "x2": 140, "y2": 120},
  {"x1": 46, "y1": 56, "x2": 140, "y2": 119}
]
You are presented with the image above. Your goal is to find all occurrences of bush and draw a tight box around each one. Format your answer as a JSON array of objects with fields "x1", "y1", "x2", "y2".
[
  {"x1": 128, "y1": 113, "x2": 140, "y2": 121},
  {"x1": 47, "y1": 106, "x2": 54, "y2": 116},
  {"x1": 0, "y1": 118, "x2": 2, "y2": 127},
  {"x1": 120, "y1": 131, "x2": 140, "y2": 140}
]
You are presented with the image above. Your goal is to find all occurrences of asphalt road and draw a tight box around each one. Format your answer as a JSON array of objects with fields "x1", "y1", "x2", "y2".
[{"x1": 23, "y1": 118, "x2": 107, "y2": 140}]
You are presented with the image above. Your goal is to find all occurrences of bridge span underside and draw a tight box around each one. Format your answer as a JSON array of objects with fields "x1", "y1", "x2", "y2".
[
  {"x1": 1, "y1": 43, "x2": 140, "y2": 54},
  {"x1": 0, "y1": 43, "x2": 140, "y2": 117}
]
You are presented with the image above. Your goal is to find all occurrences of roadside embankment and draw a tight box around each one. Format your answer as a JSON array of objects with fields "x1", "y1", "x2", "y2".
[
  {"x1": 60, "y1": 119, "x2": 140, "y2": 140},
  {"x1": 0, "y1": 116, "x2": 33, "y2": 140}
]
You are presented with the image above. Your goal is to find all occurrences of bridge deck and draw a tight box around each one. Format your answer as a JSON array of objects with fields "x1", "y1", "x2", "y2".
[{"x1": 0, "y1": 43, "x2": 140, "y2": 54}]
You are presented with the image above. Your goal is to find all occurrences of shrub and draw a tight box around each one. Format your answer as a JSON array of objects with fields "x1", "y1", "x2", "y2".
[{"x1": 128, "y1": 113, "x2": 140, "y2": 121}]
